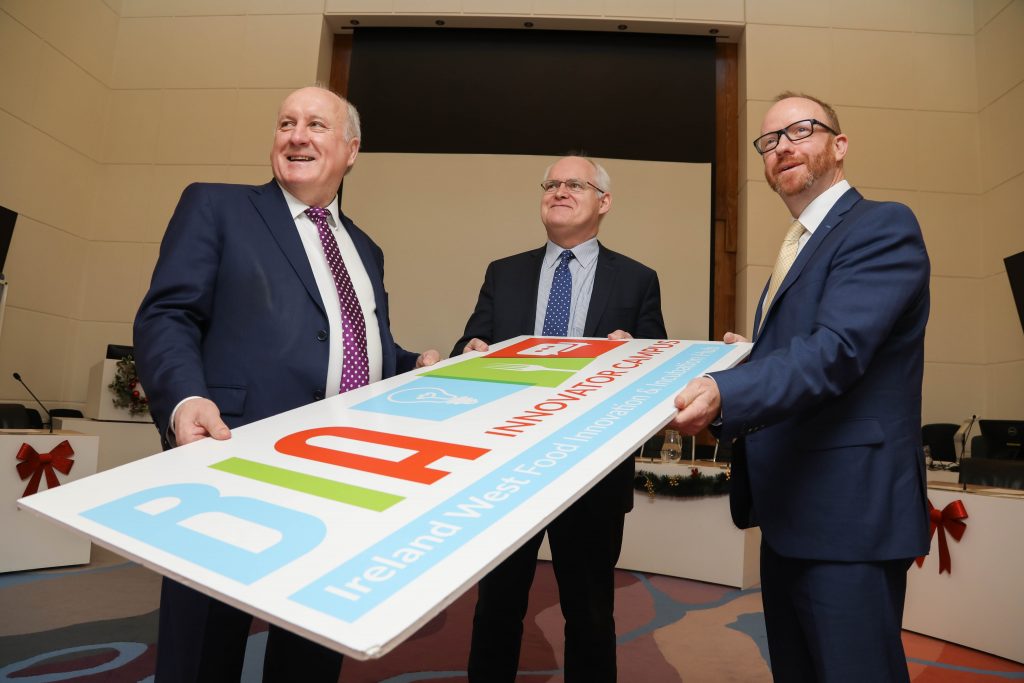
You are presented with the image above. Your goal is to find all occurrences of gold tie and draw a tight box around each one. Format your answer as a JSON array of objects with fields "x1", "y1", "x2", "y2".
[{"x1": 759, "y1": 219, "x2": 805, "y2": 332}]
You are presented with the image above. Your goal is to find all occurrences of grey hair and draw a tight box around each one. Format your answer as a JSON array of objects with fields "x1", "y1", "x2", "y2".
[
  {"x1": 310, "y1": 83, "x2": 361, "y2": 142},
  {"x1": 543, "y1": 156, "x2": 611, "y2": 194}
]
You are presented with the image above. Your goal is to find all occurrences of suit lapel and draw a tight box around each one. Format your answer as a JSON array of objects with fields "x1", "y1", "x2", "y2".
[
  {"x1": 755, "y1": 188, "x2": 862, "y2": 341},
  {"x1": 250, "y1": 180, "x2": 325, "y2": 315},
  {"x1": 584, "y1": 243, "x2": 615, "y2": 336},
  {"x1": 522, "y1": 248, "x2": 545, "y2": 333}
]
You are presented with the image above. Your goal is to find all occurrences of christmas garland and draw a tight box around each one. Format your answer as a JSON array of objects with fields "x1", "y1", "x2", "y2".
[
  {"x1": 634, "y1": 467, "x2": 730, "y2": 499},
  {"x1": 107, "y1": 355, "x2": 149, "y2": 416}
]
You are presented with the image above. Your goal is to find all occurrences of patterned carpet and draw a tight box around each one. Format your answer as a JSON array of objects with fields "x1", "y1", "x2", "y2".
[{"x1": 2, "y1": 547, "x2": 1022, "y2": 682}]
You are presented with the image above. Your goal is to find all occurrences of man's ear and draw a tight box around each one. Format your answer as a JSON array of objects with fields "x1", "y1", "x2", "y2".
[{"x1": 598, "y1": 191, "x2": 613, "y2": 216}]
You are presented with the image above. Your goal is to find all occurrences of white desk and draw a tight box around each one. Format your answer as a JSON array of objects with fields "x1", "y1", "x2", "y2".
[
  {"x1": 54, "y1": 417, "x2": 161, "y2": 471},
  {"x1": 2, "y1": 430, "x2": 97, "y2": 572},
  {"x1": 903, "y1": 482, "x2": 1024, "y2": 663},
  {"x1": 540, "y1": 460, "x2": 761, "y2": 588}
]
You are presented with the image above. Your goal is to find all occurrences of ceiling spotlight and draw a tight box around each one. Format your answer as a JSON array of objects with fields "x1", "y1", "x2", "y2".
[
  {"x1": 435, "y1": 19, "x2": 446, "y2": 26},
  {"x1": 524, "y1": 21, "x2": 534, "y2": 28},
  {"x1": 617, "y1": 24, "x2": 628, "y2": 30},
  {"x1": 709, "y1": 28, "x2": 720, "y2": 34},
  {"x1": 350, "y1": 19, "x2": 360, "y2": 26}
]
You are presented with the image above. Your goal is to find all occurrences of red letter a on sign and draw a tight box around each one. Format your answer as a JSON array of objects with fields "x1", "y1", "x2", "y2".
[{"x1": 275, "y1": 427, "x2": 489, "y2": 484}]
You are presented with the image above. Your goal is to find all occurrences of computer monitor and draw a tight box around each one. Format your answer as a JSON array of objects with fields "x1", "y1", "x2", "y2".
[
  {"x1": 978, "y1": 419, "x2": 1023, "y2": 460},
  {"x1": 1006, "y1": 250, "x2": 1024, "y2": 335}
]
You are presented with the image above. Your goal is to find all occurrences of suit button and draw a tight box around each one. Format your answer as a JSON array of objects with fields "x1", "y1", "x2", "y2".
[
  {"x1": 316, "y1": 329, "x2": 328, "y2": 341},
  {"x1": 313, "y1": 389, "x2": 325, "y2": 400}
]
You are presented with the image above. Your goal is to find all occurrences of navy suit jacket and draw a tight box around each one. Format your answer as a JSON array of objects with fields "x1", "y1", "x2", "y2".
[
  {"x1": 452, "y1": 242, "x2": 667, "y2": 512},
  {"x1": 713, "y1": 188, "x2": 931, "y2": 562},
  {"x1": 134, "y1": 180, "x2": 418, "y2": 444}
]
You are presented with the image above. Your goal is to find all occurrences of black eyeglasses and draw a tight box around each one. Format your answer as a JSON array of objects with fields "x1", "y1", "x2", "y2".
[
  {"x1": 753, "y1": 119, "x2": 838, "y2": 155},
  {"x1": 541, "y1": 178, "x2": 605, "y2": 194}
]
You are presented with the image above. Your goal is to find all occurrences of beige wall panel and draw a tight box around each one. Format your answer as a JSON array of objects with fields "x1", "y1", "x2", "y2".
[
  {"x1": 743, "y1": 99, "x2": 771, "y2": 182},
  {"x1": 984, "y1": 360, "x2": 1024, "y2": 417},
  {"x1": 840, "y1": 106, "x2": 918, "y2": 191},
  {"x1": 534, "y1": 1, "x2": 603, "y2": 17},
  {"x1": 119, "y1": 0, "x2": 246, "y2": 16},
  {"x1": 0, "y1": 307, "x2": 76, "y2": 404},
  {"x1": 981, "y1": 172, "x2": 1024, "y2": 276},
  {"x1": 743, "y1": 24, "x2": 832, "y2": 103},
  {"x1": 975, "y1": 0, "x2": 1024, "y2": 108},
  {"x1": 326, "y1": 0, "x2": 398, "y2": 12},
  {"x1": 914, "y1": 0, "x2": 974, "y2": 34},
  {"x1": 744, "y1": 0, "x2": 829, "y2": 27},
  {"x1": 674, "y1": 0, "x2": 742, "y2": 22},
  {"x1": 921, "y1": 361, "x2": 985, "y2": 424},
  {"x1": 925, "y1": 275, "x2": 984, "y2": 363},
  {"x1": 32, "y1": 44, "x2": 108, "y2": 161},
  {"x1": 0, "y1": 10, "x2": 44, "y2": 121},
  {"x1": 67, "y1": 319, "x2": 136, "y2": 405},
  {"x1": 3, "y1": 217, "x2": 87, "y2": 320},
  {"x1": 827, "y1": 0, "x2": 918, "y2": 33},
  {"x1": 983, "y1": 272, "x2": 1024, "y2": 364},
  {"x1": 979, "y1": 81, "x2": 1024, "y2": 191},
  {"x1": 866, "y1": 189, "x2": 980, "y2": 279},
  {"x1": 975, "y1": 0, "x2": 1013, "y2": 30},
  {"x1": 605, "y1": 0, "x2": 673, "y2": 19},
  {"x1": 227, "y1": 164, "x2": 273, "y2": 185},
  {"x1": 90, "y1": 164, "x2": 156, "y2": 242},
  {"x1": 239, "y1": 14, "x2": 325, "y2": 89},
  {"x1": 912, "y1": 33, "x2": 976, "y2": 113},
  {"x1": 230, "y1": 89, "x2": 292, "y2": 165},
  {"x1": 156, "y1": 90, "x2": 238, "y2": 164},
  {"x1": 102, "y1": 90, "x2": 162, "y2": 164},
  {"x1": 105, "y1": 0, "x2": 122, "y2": 13},
  {"x1": 831, "y1": 29, "x2": 915, "y2": 111},
  {"x1": 741, "y1": 264, "x2": 770, "y2": 335},
  {"x1": 915, "y1": 111, "x2": 979, "y2": 194},
  {"x1": 111, "y1": 17, "x2": 172, "y2": 89},
  {"x1": 1, "y1": 0, "x2": 116, "y2": 84},
  {"x1": 341, "y1": 153, "x2": 711, "y2": 355},
  {"x1": 163, "y1": 16, "x2": 245, "y2": 89},
  {"x1": 0, "y1": 112, "x2": 98, "y2": 239},
  {"x1": 461, "y1": 1, "x2": 531, "y2": 14},
  {"x1": 79, "y1": 242, "x2": 158, "y2": 323},
  {"x1": 148, "y1": 165, "x2": 233, "y2": 239},
  {"x1": 249, "y1": 0, "x2": 327, "y2": 13},
  {"x1": 744, "y1": 180, "x2": 794, "y2": 267},
  {"x1": 394, "y1": 0, "x2": 462, "y2": 12}
]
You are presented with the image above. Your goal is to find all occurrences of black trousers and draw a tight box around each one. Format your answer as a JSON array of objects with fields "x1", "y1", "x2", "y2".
[
  {"x1": 760, "y1": 541, "x2": 913, "y2": 683},
  {"x1": 467, "y1": 492, "x2": 626, "y2": 683},
  {"x1": 155, "y1": 578, "x2": 343, "y2": 682}
]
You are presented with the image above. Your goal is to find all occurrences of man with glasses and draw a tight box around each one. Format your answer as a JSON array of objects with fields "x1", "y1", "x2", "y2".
[
  {"x1": 669, "y1": 93, "x2": 930, "y2": 681},
  {"x1": 453, "y1": 155, "x2": 666, "y2": 682}
]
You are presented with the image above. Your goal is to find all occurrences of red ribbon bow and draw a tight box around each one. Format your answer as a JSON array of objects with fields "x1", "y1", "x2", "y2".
[
  {"x1": 15, "y1": 440, "x2": 75, "y2": 497},
  {"x1": 915, "y1": 498, "x2": 968, "y2": 574}
]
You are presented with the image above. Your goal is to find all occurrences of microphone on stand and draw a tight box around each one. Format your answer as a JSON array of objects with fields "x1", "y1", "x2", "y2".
[
  {"x1": 12, "y1": 372, "x2": 53, "y2": 433},
  {"x1": 958, "y1": 414, "x2": 977, "y2": 467}
]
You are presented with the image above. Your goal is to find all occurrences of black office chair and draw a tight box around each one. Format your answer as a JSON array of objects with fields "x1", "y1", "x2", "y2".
[
  {"x1": 50, "y1": 408, "x2": 84, "y2": 419},
  {"x1": 921, "y1": 423, "x2": 959, "y2": 463},
  {"x1": 25, "y1": 408, "x2": 44, "y2": 429},
  {"x1": 0, "y1": 403, "x2": 33, "y2": 428}
]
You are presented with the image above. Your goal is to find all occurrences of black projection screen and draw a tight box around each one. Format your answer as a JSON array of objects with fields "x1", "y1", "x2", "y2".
[{"x1": 343, "y1": 29, "x2": 716, "y2": 353}]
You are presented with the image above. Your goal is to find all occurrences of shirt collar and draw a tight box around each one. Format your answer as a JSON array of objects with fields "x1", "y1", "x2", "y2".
[
  {"x1": 279, "y1": 184, "x2": 340, "y2": 228},
  {"x1": 797, "y1": 179, "x2": 851, "y2": 235},
  {"x1": 544, "y1": 236, "x2": 599, "y2": 268}
]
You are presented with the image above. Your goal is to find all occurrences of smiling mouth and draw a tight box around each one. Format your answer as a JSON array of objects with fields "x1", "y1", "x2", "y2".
[{"x1": 287, "y1": 155, "x2": 315, "y2": 162}]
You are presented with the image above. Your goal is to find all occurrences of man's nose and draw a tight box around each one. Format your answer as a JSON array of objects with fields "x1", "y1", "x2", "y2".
[{"x1": 289, "y1": 124, "x2": 311, "y2": 144}]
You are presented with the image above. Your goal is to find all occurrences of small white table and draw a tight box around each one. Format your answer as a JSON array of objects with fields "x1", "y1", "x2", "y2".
[
  {"x1": 903, "y1": 482, "x2": 1024, "y2": 663},
  {"x1": 2, "y1": 429, "x2": 97, "y2": 572},
  {"x1": 540, "y1": 459, "x2": 761, "y2": 588}
]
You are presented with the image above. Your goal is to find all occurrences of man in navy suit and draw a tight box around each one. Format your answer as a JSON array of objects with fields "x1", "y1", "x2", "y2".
[
  {"x1": 669, "y1": 93, "x2": 930, "y2": 681},
  {"x1": 454, "y1": 156, "x2": 666, "y2": 682},
  {"x1": 134, "y1": 86, "x2": 439, "y2": 682}
]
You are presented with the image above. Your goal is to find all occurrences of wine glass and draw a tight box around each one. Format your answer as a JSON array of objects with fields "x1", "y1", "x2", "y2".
[{"x1": 661, "y1": 429, "x2": 683, "y2": 463}]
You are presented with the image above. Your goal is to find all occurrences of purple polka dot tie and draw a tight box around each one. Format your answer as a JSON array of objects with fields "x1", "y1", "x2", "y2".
[
  {"x1": 305, "y1": 207, "x2": 370, "y2": 393},
  {"x1": 542, "y1": 250, "x2": 574, "y2": 337}
]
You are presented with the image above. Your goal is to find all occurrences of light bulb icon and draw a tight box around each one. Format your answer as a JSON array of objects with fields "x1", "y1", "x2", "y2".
[{"x1": 387, "y1": 386, "x2": 478, "y2": 405}]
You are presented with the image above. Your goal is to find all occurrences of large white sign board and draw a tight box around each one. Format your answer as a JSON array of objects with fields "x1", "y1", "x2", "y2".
[{"x1": 19, "y1": 337, "x2": 750, "y2": 660}]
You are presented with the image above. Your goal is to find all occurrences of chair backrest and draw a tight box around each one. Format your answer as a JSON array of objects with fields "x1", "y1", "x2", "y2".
[
  {"x1": 922, "y1": 423, "x2": 960, "y2": 462},
  {"x1": 0, "y1": 403, "x2": 32, "y2": 429},
  {"x1": 25, "y1": 408, "x2": 44, "y2": 429},
  {"x1": 50, "y1": 408, "x2": 84, "y2": 418}
]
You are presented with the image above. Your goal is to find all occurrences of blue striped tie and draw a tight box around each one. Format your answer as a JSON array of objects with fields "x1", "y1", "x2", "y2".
[{"x1": 542, "y1": 250, "x2": 574, "y2": 336}]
